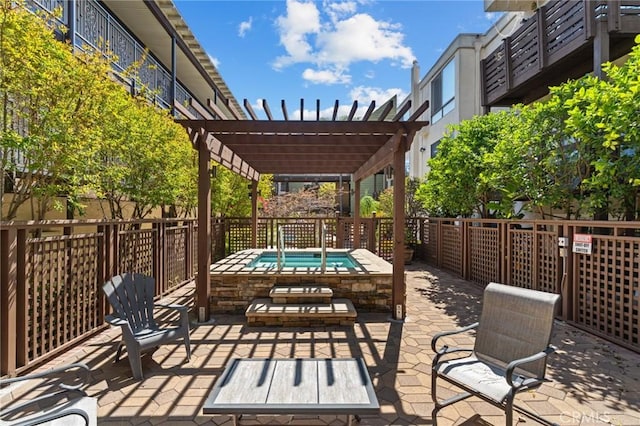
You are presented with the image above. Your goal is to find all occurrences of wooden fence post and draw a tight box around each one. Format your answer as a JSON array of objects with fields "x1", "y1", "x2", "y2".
[
  {"x1": 185, "y1": 220, "x2": 193, "y2": 281},
  {"x1": 336, "y1": 216, "x2": 344, "y2": 249},
  {"x1": 462, "y1": 221, "x2": 469, "y2": 280},
  {"x1": 1, "y1": 228, "x2": 26, "y2": 376}
]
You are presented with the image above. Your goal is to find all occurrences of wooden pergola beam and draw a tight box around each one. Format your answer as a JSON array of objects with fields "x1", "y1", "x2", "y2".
[
  {"x1": 353, "y1": 129, "x2": 404, "y2": 182},
  {"x1": 177, "y1": 119, "x2": 428, "y2": 135},
  {"x1": 175, "y1": 103, "x2": 259, "y2": 181},
  {"x1": 215, "y1": 134, "x2": 390, "y2": 146}
]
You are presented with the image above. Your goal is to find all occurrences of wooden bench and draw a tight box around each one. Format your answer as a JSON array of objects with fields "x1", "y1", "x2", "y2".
[{"x1": 203, "y1": 358, "x2": 379, "y2": 425}]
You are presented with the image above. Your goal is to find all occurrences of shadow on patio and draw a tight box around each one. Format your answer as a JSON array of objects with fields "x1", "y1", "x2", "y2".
[{"x1": 14, "y1": 262, "x2": 640, "y2": 425}]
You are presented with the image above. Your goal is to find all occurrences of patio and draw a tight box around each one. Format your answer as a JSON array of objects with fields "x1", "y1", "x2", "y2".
[{"x1": 14, "y1": 262, "x2": 640, "y2": 426}]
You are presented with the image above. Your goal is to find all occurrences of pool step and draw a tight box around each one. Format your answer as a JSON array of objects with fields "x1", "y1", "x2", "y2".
[
  {"x1": 269, "y1": 285, "x2": 333, "y2": 304},
  {"x1": 246, "y1": 298, "x2": 357, "y2": 327}
]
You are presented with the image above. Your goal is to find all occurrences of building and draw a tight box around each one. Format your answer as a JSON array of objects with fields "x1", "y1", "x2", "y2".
[{"x1": 407, "y1": 0, "x2": 640, "y2": 179}]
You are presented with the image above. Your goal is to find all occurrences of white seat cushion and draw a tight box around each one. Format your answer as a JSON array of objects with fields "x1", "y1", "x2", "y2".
[{"x1": 436, "y1": 355, "x2": 530, "y2": 403}]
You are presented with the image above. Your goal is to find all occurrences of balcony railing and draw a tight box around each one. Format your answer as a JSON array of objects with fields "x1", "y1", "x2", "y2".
[
  {"x1": 482, "y1": 0, "x2": 640, "y2": 106},
  {"x1": 25, "y1": 0, "x2": 205, "y2": 117}
]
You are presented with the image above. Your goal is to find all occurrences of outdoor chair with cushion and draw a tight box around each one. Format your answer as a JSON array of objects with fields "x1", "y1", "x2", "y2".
[
  {"x1": 102, "y1": 273, "x2": 191, "y2": 380},
  {"x1": 0, "y1": 363, "x2": 96, "y2": 426},
  {"x1": 431, "y1": 282, "x2": 560, "y2": 426}
]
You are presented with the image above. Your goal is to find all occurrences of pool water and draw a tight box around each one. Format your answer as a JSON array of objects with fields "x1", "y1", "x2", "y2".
[{"x1": 247, "y1": 252, "x2": 358, "y2": 268}]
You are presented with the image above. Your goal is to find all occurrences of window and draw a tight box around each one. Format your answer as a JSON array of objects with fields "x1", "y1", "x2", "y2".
[
  {"x1": 430, "y1": 140, "x2": 441, "y2": 158},
  {"x1": 431, "y1": 59, "x2": 455, "y2": 123}
]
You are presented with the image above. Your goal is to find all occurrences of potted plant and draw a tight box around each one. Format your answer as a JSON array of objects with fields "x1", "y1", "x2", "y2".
[{"x1": 404, "y1": 226, "x2": 416, "y2": 264}]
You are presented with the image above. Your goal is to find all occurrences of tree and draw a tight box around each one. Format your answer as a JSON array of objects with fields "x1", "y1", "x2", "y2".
[
  {"x1": 211, "y1": 167, "x2": 272, "y2": 217},
  {"x1": 561, "y1": 35, "x2": 640, "y2": 220},
  {"x1": 0, "y1": 2, "x2": 114, "y2": 219},
  {"x1": 359, "y1": 194, "x2": 378, "y2": 217},
  {"x1": 484, "y1": 101, "x2": 588, "y2": 219},
  {"x1": 93, "y1": 83, "x2": 197, "y2": 219},
  {"x1": 262, "y1": 186, "x2": 335, "y2": 217},
  {"x1": 417, "y1": 110, "x2": 517, "y2": 217}
]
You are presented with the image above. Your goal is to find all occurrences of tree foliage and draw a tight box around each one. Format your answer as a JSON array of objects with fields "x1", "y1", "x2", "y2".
[
  {"x1": 418, "y1": 36, "x2": 640, "y2": 221},
  {"x1": 2, "y1": 3, "x2": 258, "y2": 221},
  {"x1": 262, "y1": 185, "x2": 335, "y2": 217},
  {"x1": 417, "y1": 110, "x2": 517, "y2": 218},
  {"x1": 96, "y1": 93, "x2": 196, "y2": 219},
  {"x1": 210, "y1": 166, "x2": 272, "y2": 217},
  {"x1": 1, "y1": 2, "x2": 113, "y2": 219}
]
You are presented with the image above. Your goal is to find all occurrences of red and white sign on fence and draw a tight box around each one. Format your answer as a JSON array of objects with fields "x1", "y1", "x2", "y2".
[{"x1": 573, "y1": 233, "x2": 593, "y2": 254}]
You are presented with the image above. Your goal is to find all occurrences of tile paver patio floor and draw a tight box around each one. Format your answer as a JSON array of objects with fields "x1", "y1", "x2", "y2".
[{"x1": 22, "y1": 262, "x2": 640, "y2": 425}]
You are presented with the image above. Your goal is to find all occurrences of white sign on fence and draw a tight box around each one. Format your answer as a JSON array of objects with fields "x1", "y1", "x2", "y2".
[{"x1": 573, "y1": 233, "x2": 593, "y2": 254}]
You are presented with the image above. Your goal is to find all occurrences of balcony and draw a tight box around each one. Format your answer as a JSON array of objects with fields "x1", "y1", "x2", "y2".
[{"x1": 482, "y1": 0, "x2": 640, "y2": 107}]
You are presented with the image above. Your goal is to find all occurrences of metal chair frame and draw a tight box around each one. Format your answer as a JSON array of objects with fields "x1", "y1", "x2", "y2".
[{"x1": 431, "y1": 282, "x2": 560, "y2": 426}]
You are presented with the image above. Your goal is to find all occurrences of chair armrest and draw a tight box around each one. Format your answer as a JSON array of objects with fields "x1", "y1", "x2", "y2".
[
  {"x1": 0, "y1": 363, "x2": 90, "y2": 391},
  {"x1": 505, "y1": 345, "x2": 556, "y2": 388},
  {"x1": 431, "y1": 322, "x2": 478, "y2": 353}
]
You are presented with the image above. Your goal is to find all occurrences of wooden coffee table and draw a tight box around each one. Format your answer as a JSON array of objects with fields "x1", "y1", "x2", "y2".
[{"x1": 203, "y1": 358, "x2": 380, "y2": 425}]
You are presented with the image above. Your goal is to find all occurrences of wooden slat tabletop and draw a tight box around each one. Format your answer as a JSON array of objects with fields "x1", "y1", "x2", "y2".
[{"x1": 203, "y1": 358, "x2": 379, "y2": 416}]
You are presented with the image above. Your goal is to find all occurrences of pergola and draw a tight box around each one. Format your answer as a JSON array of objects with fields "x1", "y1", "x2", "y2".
[{"x1": 175, "y1": 97, "x2": 429, "y2": 322}]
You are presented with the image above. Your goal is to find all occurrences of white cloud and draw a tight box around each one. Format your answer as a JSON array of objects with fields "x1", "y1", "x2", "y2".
[
  {"x1": 324, "y1": 0, "x2": 357, "y2": 23},
  {"x1": 273, "y1": 0, "x2": 321, "y2": 69},
  {"x1": 364, "y1": 70, "x2": 375, "y2": 79},
  {"x1": 349, "y1": 86, "x2": 407, "y2": 106},
  {"x1": 208, "y1": 54, "x2": 220, "y2": 68},
  {"x1": 302, "y1": 67, "x2": 351, "y2": 85},
  {"x1": 238, "y1": 17, "x2": 253, "y2": 38},
  {"x1": 316, "y1": 14, "x2": 414, "y2": 68},
  {"x1": 290, "y1": 85, "x2": 407, "y2": 120},
  {"x1": 272, "y1": 0, "x2": 415, "y2": 85}
]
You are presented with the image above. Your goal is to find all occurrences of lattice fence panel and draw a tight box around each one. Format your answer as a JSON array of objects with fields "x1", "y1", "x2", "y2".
[
  {"x1": 26, "y1": 233, "x2": 102, "y2": 363},
  {"x1": 378, "y1": 220, "x2": 394, "y2": 261},
  {"x1": 281, "y1": 223, "x2": 317, "y2": 248},
  {"x1": 441, "y1": 224, "x2": 462, "y2": 276},
  {"x1": 576, "y1": 237, "x2": 640, "y2": 348},
  {"x1": 357, "y1": 222, "x2": 369, "y2": 250},
  {"x1": 468, "y1": 226, "x2": 499, "y2": 285},
  {"x1": 119, "y1": 228, "x2": 154, "y2": 276},
  {"x1": 341, "y1": 221, "x2": 354, "y2": 249},
  {"x1": 256, "y1": 221, "x2": 268, "y2": 248},
  {"x1": 165, "y1": 226, "x2": 187, "y2": 294},
  {"x1": 323, "y1": 219, "x2": 337, "y2": 249},
  {"x1": 510, "y1": 230, "x2": 533, "y2": 288},
  {"x1": 227, "y1": 219, "x2": 252, "y2": 253},
  {"x1": 537, "y1": 231, "x2": 559, "y2": 293},
  {"x1": 423, "y1": 222, "x2": 438, "y2": 264}
]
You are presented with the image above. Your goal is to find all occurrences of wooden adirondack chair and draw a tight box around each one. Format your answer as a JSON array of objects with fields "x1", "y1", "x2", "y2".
[{"x1": 102, "y1": 273, "x2": 191, "y2": 380}]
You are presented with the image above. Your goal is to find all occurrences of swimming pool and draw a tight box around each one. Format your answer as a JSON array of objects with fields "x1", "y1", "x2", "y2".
[{"x1": 247, "y1": 251, "x2": 359, "y2": 269}]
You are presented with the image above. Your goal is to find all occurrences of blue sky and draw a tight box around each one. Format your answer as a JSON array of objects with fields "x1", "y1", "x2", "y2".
[{"x1": 174, "y1": 0, "x2": 501, "y2": 119}]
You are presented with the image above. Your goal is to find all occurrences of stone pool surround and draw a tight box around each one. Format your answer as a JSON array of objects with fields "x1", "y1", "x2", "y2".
[{"x1": 209, "y1": 248, "x2": 393, "y2": 315}]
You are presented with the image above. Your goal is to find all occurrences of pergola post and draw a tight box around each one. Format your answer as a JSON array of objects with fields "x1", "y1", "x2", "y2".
[
  {"x1": 197, "y1": 135, "x2": 211, "y2": 322},
  {"x1": 251, "y1": 180, "x2": 258, "y2": 248},
  {"x1": 392, "y1": 137, "x2": 407, "y2": 320},
  {"x1": 353, "y1": 179, "x2": 361, "y2": 248}
]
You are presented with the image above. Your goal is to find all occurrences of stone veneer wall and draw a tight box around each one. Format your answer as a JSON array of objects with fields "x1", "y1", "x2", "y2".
[{"x1": 210, "y1": 274, "x2": 393, "y2": 314}]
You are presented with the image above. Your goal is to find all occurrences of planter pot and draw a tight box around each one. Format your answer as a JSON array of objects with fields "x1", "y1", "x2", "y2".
[{"x1": 404, "y1": 247, "x2": 414, "y2": 264}]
